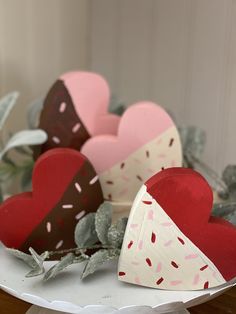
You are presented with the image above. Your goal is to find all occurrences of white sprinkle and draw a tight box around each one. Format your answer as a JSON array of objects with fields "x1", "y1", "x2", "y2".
[
  {"x1": 89, "y1": 175, "x2": 99, "y2": 185},
  {"x1": 62, "y1": 204, "x2": 73, "y2": 209},
  {"x1": 75, "y1": 182, "x2": 82, "y2": 193},
  {"x1": 59, "y1": 102, "x2": 67, "y2": 113},
  {"x1": 72, "y1": 123, "x2": 81, "y2": 133},
  {"x1": 46, "y1": 222, "x2": 51, "y2": 233},
  {"x1": 75, "y1": 210, "x2": 86, "y2": 220},
  {"x1": 55, "y1": 240, "x2": 63, "y2": 249},
  {"x1": 52, "y1": 136, "x2": 60, "y2": 144}
]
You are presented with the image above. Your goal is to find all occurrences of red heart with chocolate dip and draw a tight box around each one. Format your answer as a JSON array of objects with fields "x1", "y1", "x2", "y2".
[
  {"x1": 118, "y1": 168, "x2": 236, "y2": 290},
  {"x1": 0, "y1": 148, "x2": 103, "y2": 256}
]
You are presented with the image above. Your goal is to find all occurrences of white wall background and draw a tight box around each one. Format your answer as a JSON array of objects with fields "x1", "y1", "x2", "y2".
[
  {"x1": 0, "y1": 0, "x2": 89, "y2": 131},
  {"x1": 90, "y1": 0, "x2": 236, "y2": 173},
  {"x1": 0, "y1": 0, "x2": 236, "y2": 172}
]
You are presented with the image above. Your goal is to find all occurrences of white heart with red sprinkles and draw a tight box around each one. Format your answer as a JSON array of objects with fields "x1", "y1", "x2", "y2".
[{"x1": 118, "y1": 185, "x2": 226, "y2": 291}]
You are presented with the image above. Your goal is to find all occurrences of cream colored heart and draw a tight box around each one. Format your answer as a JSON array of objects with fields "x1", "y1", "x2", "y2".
[{"x1": 118, "y1": 185, "x2": 226, "y2": 291}]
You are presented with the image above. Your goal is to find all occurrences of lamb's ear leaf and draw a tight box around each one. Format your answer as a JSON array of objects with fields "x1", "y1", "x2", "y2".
[
  {"x1": 95, "y1": 202, "x2": 112, "y2": 245},
  {"x1": 0, "y1": 129, "x2": 47, "y2": 159},
  {"x1": 74, "y1": 213, "x2": 98, "y2": 247},
  {"x1": 0, "y1": 92, "x2": 19, "y2": 130},
  {"x1": 6, "y1": 248, "x2": 37, "y2": 268},
  {"x1": 43, "y1": 253, "x2": 76, "y2": 281},
  {"x1": 107, "y1": 217, "x2": 128, "y2": 248},
  {"x1": 81, "y1": 249, "x2": 120, "y2": 279}
]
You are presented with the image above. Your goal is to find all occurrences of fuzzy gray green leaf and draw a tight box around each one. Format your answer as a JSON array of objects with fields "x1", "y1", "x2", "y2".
[
  {"x1": 74, "y1": 212, "x2": 98, "y2": 248},
  {"x1": 95, "y1": 202, "x2": 112, "y2": 245},
  {"x1": 44, "y1": 253, "x2": 76, "y2": 281},
  {"x1": 108, "y1": 217, "x2": 128, "y2": 248},
  {"x1": 0, "y1": 92, "x2": 19, "y2": 130},
  {"x1": 6, "y1": 248, "x2": 37, "y2": 268},
  {"x1": 82, "y1": 249, "x2": 120, "y2": 279}
]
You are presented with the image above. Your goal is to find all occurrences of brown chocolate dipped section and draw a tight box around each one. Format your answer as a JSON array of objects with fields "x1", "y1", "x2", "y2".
[
  {"x1": 20, "y1": 159, "x2": 103, "y2": 259},
  {"x1": 34, "y1": 79, "x2": 90, "y2": 159}
]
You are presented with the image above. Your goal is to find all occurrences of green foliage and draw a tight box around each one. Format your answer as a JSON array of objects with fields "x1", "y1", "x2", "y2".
[
  {"x1": 74, "y1": 213, "x2": 99, "y2": 247},
  {"x1": 95, "y1": 202, "x2": 112, "y2": 245}
]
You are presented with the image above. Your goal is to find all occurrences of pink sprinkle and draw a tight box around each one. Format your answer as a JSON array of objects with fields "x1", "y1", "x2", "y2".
[
  {"x1": 171, "y1": 160, "x2": 176, "y2": 167},
  {"x1": 46, "y1": 222, "x2": 51, "y2": 233},
  {"x1": 131, "y1": 261, "x2": 139, "y2": 266},
  {"x1": 164, "y1": 240, "x2": 173, "y2": 247},
  {"x1": 170, "y1": 280, "x2": 182, "y2": 286},
  {"x1": 119, "y1": 188, "x2": 129, "y2": 196},
  {"x1": 135, "y1": 277, "x2": 141, "y2": 284},
  {"x1": 193, "y1": 274, "x2": 200, "y2": 285},
  {"x1": 212, "y1": 271, "x2": 217, "y2": 278},
  {"x1": 156, "y1": 262, "x2": 162, "y2": 273},
  {"x1": 121, "y1": 175, "x2": 130, "y2": 182},
  {"x1": 72, "y1": 123, "x2": 81, "y2": 133},
  {"x1": 185, "y1": 254, "x2": 198, "y2": 260},
  {"x1": 138, "y1": 240, "x2": 143, "y2": 250},
  {"x1": 161, "y1": 222, "x2": 173, "y2": 227},
  {"x1": 89, "y1": 175, "x2": 98, "y2": 185},
  {"x1": 75, "y1": 182, "x2": 82, "y2": 193},
  {"x1": 157, "y1": 153, "x2": 166, "y2": 159},
  {"x1": 62, "y1": 204, "x2": 73, "y2": 209},
  {"x1": 52, "y1": 136, "x2": 60, "y2": 144},
  {"x1": 147, "y1": 168, "x2": 155, "y2": 173},
  {"x1": 156, "y1": 138, "x2": 162, "y2": 145},
  {"x1": 75, "y1": 210, "x2": 86, "y2": 220},
  {"x1": 55, "y1": 240, "x2": 63, "y2": 249},
  {"x1": 133, "y1": 158, "x2": 141, "y2": 164},
  {"x1": 130, "y1": 224, "x2": 138, "y2": 229},
  {"x1": 59, "y1": 102, "x2": 67, "y2": 112},
  {"x1": 148, "y1": 210, "x2": 154, "y2": 220}
]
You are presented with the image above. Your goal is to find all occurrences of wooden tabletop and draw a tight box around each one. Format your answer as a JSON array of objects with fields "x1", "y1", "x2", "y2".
[{"x1": 0, "y1": 286, "x2": 235, "y2": 314}]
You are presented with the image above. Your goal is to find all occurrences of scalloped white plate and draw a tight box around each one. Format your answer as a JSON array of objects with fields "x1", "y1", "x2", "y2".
[{"x1": 0, "y1": 244, "x2": 235, "y2": 314}]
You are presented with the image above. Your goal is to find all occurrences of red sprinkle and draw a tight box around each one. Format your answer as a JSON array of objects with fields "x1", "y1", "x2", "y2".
[
  {"x1": 142, "y1": 200, "x2": 152, "y2": 205},
  {"x1": 169, "y1": 138, "x2": 174, "y2": 147},
  {"x1": 120, "y1": 162, "x2": 125, "y2": 169},
  {"x1": 200, "y1": 265, "x2": 208, "y2": 271},
  {"x1": 108, "y1": 194, "x2": 112, "y2": 201},
  {"x1": 106, "y1": 180, "x2": 114, "y2": 185},
  {"x1": 146, "y1": 150, "x2": 150, "y2": 158},
  {"x1": 119, "y1": 272, "x2": 126, "y2": 276},
  {"x1": 128, "y1": 240, "x2": 133, "y2": 249},
  {"x1": 171, "y1": 261, "x2": 179, "y2": 268},
  {"x1": 156, "y1": 277, "x2": 164, "y2": 285},
  {"x1": 136, "y1": 175, "x2": 143, "y2": 181},
  {"x1": 161, "y1": 167, "x2": 165, "y2": 170},
  {"x1": 151, "y1": 232, "x2": 156, "y2": 243},
  {"x1": 204, "y1": 281, "x2": 209, "y2": 289},
  {"x1": 177, "y1": 237, "x2": 185, "y2": 245},
  {"x1": 146, "y1": 258, "x2": 152, "y2": 267}
]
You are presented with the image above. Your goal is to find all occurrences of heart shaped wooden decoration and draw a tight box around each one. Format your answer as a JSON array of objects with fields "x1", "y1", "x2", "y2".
[
  {"x1": 0, "y1": 148, "x2": 104, "y2": 256},
  {"x1": 82, "y1": 102, "x2": 182, "y2": 207},
  {"x1": 118, "y1": 168, "x2": 236, "y2": 290},
  {"x1": 35, "y1": 71, "x2": 120, "y2": 157}
]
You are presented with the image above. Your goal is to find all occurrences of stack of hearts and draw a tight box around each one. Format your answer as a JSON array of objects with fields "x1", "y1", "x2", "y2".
[{"x1": 0, "y1": 71, "x2": 235, "y2": 291}]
